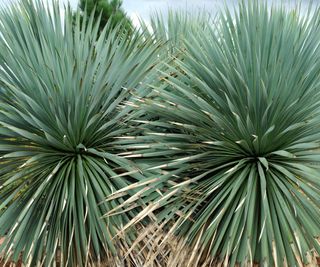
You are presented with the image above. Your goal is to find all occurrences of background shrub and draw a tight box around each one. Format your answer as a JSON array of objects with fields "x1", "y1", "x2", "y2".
[{"x1": 79, "y1": 0, "x2": 132, "y2": 33}]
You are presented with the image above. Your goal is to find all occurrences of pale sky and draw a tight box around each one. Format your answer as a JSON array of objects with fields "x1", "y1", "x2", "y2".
[
  {"x1": 60, "y1": 0, "x2": 313, "y2": 24},
  {"x1": 0, "y1": 0, "x2": 314, "y2": 26}
]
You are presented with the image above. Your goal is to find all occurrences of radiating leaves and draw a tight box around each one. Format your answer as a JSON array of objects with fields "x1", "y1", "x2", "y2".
[
  {"x1": 0, "y1": 1, "x2": 159, "y2": 266},
  {"x1": 110, "y1": 2, "x2": 320, "y2": 266}
]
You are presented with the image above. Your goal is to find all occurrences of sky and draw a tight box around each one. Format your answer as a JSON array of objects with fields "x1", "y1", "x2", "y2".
[
  {"x1": 0, "y1": 0, "x2": 314, "y2": 26},
  {"x1": 60, "y1": 0, "x2": 313, "y2": 25}
]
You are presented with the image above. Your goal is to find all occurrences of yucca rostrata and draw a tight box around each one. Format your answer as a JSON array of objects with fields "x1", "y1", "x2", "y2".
[
  {"x1": 0, "y1": 1, "x2": 159, "y2": 266},
  {"x1": 111, "y1": 2, "x2": 320, "y2": 266}
]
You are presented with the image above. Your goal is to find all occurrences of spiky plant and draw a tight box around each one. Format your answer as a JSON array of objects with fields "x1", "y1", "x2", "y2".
[
  {"x1": 110, "y1": 2, "x2": 320, "y2": 266},
  {"x1": 0, "y1": 1, "x2": 159, "y2": 266}
]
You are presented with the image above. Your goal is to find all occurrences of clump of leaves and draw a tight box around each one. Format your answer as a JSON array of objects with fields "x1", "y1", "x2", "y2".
[
  {"x1": 112, "y1": 2, "x2": 320, "y2": 266},
  {"x1": 0, "y1": 1, "x2": 158, "y2": 266}
]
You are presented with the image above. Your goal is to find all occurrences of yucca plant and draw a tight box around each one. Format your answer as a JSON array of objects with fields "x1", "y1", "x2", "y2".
[
  {"x1": 110, "y1": 2, "x2": 320, "y2": 266},
  {"x1": 0, "y1": 1, "x2": 160, "y2": 266}
]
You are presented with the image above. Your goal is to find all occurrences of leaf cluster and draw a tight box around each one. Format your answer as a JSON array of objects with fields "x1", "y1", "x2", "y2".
[{"x1": 1, "y1": 1, "x2": 320, "y2": 267}]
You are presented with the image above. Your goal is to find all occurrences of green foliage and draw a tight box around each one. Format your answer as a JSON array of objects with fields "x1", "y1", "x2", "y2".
[
  {"x1": 1, "y1": 0, "x2": 320, "y2": 266},
  {"x1": 111, "y1": 2, "x2": 320, "y2": 266},
  {"x1": 0, "y1": 1, "x2": 158, "y2": 266},
  {"x1": 79, "y1": 0, "x2": 132, "y2": 33}
]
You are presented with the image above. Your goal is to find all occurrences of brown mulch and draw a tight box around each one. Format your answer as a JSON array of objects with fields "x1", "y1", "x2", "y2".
[
  {"x1": 0, "y1": 237, "x2": 22, "y2": 267},
  {"x1": 0, "y1": 260, "x2": 22, "y2": 267},
  {"x1": 0, "y1": 236, "x2": 319, "y2": 267}
]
